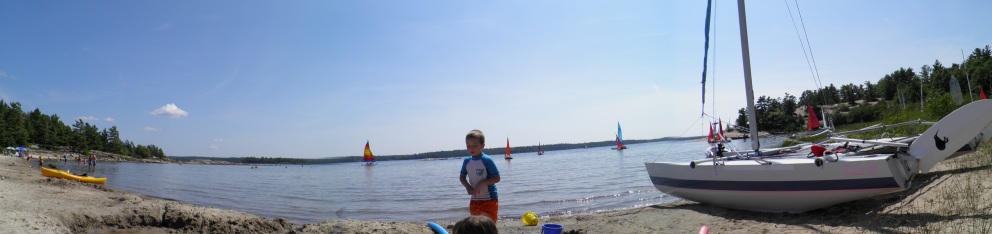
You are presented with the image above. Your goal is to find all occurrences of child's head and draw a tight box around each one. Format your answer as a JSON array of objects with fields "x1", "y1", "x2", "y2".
[
  {"x1": 453, "y1": 215, "x2": 497, "y2": 234},
  {"x1": 465, "y1": 129, "x2": 486, "y2": 157}
]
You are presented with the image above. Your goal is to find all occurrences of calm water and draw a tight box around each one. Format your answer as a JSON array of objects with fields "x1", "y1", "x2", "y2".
[{"x1": 65, "y1": 137, "x2": 783, "y2": 223}]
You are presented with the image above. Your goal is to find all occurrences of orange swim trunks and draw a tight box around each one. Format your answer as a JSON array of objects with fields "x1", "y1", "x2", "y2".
[{"x1": 469, "y1": 199, "x2": 499, "y2": 222}]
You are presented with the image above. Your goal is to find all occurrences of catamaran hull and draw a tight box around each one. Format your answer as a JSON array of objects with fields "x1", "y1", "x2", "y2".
[{"x1": 645, "y1": 156, "x2": 909, "y2": 213}]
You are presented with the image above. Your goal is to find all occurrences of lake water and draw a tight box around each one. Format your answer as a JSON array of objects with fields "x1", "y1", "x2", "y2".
[{"x1": 62, "y1": 137, "x2": 784, "y2": 223}]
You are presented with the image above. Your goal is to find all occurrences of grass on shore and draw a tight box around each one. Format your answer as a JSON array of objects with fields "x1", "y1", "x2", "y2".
[
  {"x1": 775, "y1": 102, "x2": 992, "y2": 232},
  {"x1": 859, "y1": 140, "x2": 992, "y2": 233}
]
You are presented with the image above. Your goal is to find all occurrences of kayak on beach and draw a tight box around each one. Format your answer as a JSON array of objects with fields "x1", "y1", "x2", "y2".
[{"x1": 41, "y1": 167, "x2": 107, "y2": 184}]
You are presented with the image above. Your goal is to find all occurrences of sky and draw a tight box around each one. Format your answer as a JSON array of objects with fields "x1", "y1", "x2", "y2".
[{"x1": 1, "y1": 1, "x2": 990, "y2": 158}]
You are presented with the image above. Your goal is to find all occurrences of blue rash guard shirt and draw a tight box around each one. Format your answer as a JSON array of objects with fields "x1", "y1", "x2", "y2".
[{"x1": 460, "y1": 153, "x2": 499, "y2": 200}]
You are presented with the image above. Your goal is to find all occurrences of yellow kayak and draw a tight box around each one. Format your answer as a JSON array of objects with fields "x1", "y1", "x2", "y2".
[{"x1": 41, "y1": 167, "x2": 107, "y2": 184}]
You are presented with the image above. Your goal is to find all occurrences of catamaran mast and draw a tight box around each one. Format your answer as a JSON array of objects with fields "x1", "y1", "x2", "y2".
[
  {"x1": 737, "y1": 0, "x2": 760, "y2": 151},
  {"x1": 962, "y1": 49, "x2": 974, "y2": 102}
]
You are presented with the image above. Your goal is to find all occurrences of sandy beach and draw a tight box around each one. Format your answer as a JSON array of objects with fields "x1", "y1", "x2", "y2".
[{"x1": 3, "y1": 144, "x2": 992, "y2": 233}]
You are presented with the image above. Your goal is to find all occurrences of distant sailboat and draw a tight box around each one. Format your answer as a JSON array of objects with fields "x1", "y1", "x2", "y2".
[
  {"x1": 504, "y1": 138, "x2": 513, "y2": 159},
  {"x1": 363, "y1": 141, "x2": 376, "y2": 166},
  {"x1": 611, "y1": 122, "x2": 627, "y2": 150},
  {"x1": 537, "y1": 142, "x2": 544, "y2": 155}
]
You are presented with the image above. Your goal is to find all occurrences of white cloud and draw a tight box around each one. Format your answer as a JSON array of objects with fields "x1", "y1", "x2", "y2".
[
  {"x1": 0, "y1": 70, "x2": 18, "y2": 80},
  {"x1": 78, "y1": 116, "x2": 98, "y2": 122},
  {"x1": 150, "y1": 103, "x2": 189, "y2": 118},
  {"x1": 143, "y1": 127, "x2": 161, "y2": 132},
  {"x1": 153, "y1": 22, "x2": 173, "y2": 31},
  {"x1": 79, "y1": 116, "x2": 115, "y2": 122},
  {"x1": 210, "y1": 138, "x2": 223, "y2": 149}
]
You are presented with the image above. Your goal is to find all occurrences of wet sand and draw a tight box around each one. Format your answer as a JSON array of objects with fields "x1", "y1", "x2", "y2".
[{"x1": 3, "y1": 144, "x2": 991, "y2": 233}]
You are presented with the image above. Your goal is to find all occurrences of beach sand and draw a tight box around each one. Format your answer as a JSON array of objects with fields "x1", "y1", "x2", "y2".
[{"x1": 3, "y1": 144, "x2": 992, "y2": 233}]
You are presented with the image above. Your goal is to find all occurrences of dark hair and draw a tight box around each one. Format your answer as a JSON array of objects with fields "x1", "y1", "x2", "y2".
[
  {"x1": 466, "y1": 129, "x2": 486, "y2": 145},
  {"x1": 453, "y1": 215, "x2": 497, "y2": 234}
]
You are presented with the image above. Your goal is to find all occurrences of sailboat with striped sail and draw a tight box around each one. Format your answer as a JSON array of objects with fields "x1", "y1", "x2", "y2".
[
  {"x1": 363, "y1": 141, "x2": 376, "y2": 166},
  {"x1": 611, "y1": 122, "x2": 627, "y2": 150},
  {"x1": 504, "y1": 138, "x2": 513, "y2": 159}
]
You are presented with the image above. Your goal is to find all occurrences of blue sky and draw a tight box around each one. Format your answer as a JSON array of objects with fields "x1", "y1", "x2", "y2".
[{"x1": 1, "y1": 1, "x2": 989, "y2": 158}]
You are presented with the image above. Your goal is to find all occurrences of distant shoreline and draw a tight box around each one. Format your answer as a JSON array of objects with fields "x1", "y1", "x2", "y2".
[
  {"x1": 169, "y1": 136, "x2": 708, "y2": 165},
  {"x1": 37, "y1": 133, "x2": 773, "y2": 166}
]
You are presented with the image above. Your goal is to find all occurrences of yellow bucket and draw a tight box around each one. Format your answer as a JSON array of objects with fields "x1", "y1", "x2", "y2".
[{"x1": 522, "y1": 211, "x2": 539, "y2": 226}]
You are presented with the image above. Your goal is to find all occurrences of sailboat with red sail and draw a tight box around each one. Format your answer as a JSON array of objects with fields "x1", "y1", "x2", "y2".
[
  {"x1": 718, "y1": 120, "x2": 726, "y2": 142},
  {"x1": 537, "y1": 142, "x2": 544, "y2": 155},
  {"x1": 707, "y1": 123, "x2": 715, "y2": 143},
  {"x1": 504, "y1": 138, "x2": 513, "y2": 159},
  {"x1": 706, "y1": 120, "x2": 729, "y2": 143},
  {"x1": 363, "y1": 141, "x2": 376, "y2": 166},
  {"x1": 807, "y1": 103, "x2": 820, "y2": 131}
]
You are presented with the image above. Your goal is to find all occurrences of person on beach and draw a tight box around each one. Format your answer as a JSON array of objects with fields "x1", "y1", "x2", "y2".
[
  {"x1": 453, "y1": 215, "x2": 498, "y2": 234},
  {"x1": 459, "y1": 129, "x2": 501, "y2": 222},
  {"x1": 88, "y1": 153, "x2": 96, "y2": 167}
]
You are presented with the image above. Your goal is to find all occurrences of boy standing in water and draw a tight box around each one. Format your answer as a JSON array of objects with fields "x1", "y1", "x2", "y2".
[{"x1": 459, "y1": 129, "x2": 501, "y2": 222}]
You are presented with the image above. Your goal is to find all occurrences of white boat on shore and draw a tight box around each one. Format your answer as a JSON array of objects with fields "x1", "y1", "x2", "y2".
[
  {"x1": 644, "y1": 0, "x2": 992, "y2": 213},
  {"x1": 647, "y1": 100, "x2": 992, "y2": 212}
]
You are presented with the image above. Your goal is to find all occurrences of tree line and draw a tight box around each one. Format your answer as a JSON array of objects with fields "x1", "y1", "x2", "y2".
[
  {"x1": 735, "y1": 46, "x2": 992, "y2": 133},
  {"x1": 0, "y1": 100, "x2": 166, "y2": 159}
]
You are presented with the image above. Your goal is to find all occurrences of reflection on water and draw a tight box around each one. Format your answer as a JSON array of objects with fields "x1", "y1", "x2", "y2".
[{"x1": 363, "y1": 165, "x2": 373, "y2": 184}]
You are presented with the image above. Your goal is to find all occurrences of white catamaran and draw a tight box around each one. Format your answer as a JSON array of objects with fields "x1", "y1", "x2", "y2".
[{"x1": 643, "y1": 0, "x2": 992, "y2": 213}]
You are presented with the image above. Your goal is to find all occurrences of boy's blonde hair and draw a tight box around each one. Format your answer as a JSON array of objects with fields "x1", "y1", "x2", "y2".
[
  {"x1": 466, "y1": 129, "x2": 486, "y2": 144},
  {"x1": 453, "y1": 215, "x2": 497, "y2": 234}
]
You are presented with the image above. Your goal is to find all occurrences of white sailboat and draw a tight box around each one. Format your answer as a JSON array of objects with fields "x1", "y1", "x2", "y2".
[{"x1": 643, "y1": 0, "x2": 992, "y2": 213}]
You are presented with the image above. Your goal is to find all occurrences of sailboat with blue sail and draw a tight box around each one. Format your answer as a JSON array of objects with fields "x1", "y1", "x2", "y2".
[
  {"x1": 611, "y1": 122, "x2": 627, "y2": 150},
  {"x1": 643, "y1": 0, "x2": 992, "y2": 213}
]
